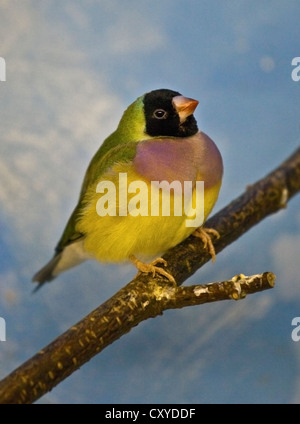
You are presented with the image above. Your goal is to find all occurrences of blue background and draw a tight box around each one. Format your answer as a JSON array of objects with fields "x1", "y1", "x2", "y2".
[{"x1": 1, "y1": 0, "x2": 300, "y2": 404}]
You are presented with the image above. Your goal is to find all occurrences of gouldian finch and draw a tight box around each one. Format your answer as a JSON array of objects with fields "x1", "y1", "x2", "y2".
[{"x1": 33, "y1": 89, "x2": 223, "y2": 289}]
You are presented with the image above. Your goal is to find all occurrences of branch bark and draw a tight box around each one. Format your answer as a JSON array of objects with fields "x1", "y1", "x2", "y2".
[{"x1": 0, "y1": 147, "x2": 299, "y2": 404}]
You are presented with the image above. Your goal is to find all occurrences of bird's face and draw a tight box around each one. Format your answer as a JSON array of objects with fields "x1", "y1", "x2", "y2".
[{"x1": 143, "y1": 89, "x2": 199, "y2": 138}]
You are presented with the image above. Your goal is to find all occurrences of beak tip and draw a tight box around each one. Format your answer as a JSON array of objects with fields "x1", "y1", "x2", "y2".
[{"x1": 172, "y1": 95, "x2": 199, "y2": 121}]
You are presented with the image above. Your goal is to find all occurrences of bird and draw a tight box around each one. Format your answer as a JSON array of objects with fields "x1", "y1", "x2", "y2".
[{"x1": 33, "y1": 88, "x2": 223, "y2": 290}]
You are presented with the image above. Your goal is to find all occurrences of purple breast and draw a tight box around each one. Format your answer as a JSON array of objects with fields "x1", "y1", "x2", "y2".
[{"x1": 133, "y1": 132, "x2": 223, "y2": 189}]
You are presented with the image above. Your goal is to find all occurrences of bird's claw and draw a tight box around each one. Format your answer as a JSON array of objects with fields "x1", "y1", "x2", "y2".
[
  {"x1": 130, "y1": 255, "x2": 176, "y2": 285},
  {"x1": 193, "y1": 227, "x2": 220, "y2": 262}
]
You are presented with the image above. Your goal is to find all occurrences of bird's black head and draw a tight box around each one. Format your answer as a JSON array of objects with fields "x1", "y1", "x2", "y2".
[{"x1": 143, "y1": 89, "x2": 199, "y2": 138}]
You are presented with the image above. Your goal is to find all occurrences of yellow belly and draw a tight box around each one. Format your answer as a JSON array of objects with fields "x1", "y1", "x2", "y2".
[{"x1": 76, "y1": 164, "x2": 221, "y2": 263}]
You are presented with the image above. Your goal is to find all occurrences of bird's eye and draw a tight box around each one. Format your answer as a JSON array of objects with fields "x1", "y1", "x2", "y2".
[{"x1": 153, "y1": 109, "x2": 168, "y2": 119}]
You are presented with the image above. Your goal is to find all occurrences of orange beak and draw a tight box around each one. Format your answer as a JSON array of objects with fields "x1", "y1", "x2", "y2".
[{"x1": 172, "y1": 95, "x2": 199, "y2": 123}]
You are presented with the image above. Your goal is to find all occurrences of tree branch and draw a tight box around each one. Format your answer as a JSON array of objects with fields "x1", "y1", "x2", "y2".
[
  {"x1": 166, "y1": 272, "x2": 276, "y2": 307},
  {"x1": 0, "y1": 147, "x2": 299, "y2": 404}
]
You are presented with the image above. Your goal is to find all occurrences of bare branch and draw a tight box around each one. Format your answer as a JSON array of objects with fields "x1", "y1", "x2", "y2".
[
  {"x1": 0, "y1": 147, "x2": 299, "y2": 404},
  {"x1": 0, "y1": 272, "x2": 275, "y2": 405},
  {"x1": 164, "y1": 272, "x2": 276, "y2": 309}
]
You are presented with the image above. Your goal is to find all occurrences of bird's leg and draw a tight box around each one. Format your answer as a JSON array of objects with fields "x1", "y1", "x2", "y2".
[
  {"x1": 192, "y1": 227, "x2": 220, "y2": 262},
  {"x1": 130, "y1": 255, "x2": 176, "y2": 285}
]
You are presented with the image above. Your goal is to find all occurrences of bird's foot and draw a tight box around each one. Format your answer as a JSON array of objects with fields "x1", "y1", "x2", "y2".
[
  {"x1": 130, "y1": 255, "x2": 176, "y2": 285},
  {"x1": 193, "y1": 227, "x2": 220, "y2": 262}
]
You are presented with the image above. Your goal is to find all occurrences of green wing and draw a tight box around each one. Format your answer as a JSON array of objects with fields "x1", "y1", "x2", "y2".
[{"x1": 55, "y1": 141, "x2": 139, "y2": 253}]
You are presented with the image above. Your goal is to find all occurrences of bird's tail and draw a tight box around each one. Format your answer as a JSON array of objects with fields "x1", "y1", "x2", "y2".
[
  {"x1": 32, "y1": 254, "x2": 62, "y2": 292},
  {"x1": 32, "y1": 240, "x2": 89, "y2": 292}
]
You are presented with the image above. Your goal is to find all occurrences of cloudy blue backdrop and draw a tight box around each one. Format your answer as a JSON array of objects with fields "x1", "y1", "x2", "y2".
[{"x1": 1, "y1": 0, "x2": 300, "y2": 404}]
